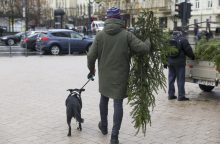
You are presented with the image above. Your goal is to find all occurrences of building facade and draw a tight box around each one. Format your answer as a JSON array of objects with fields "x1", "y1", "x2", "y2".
[
  {"x1": 92, "y1": 0, "x2": 220, "y2": 31},
  {"x1": 92, "y1": 0, "x2": 173, "y2": 29},
  {"x1": 46, "y1": 0, "x2": 77, "y2": 27},
  {"x1": 1, "y1": 0, "x2": 220, "y2": 31},
  {"x1": 76, "y1": 0, "x2": 89, "y2": 26},
  {"x1": 189, "y1": 0, "x2": 220, "y2": 31}
]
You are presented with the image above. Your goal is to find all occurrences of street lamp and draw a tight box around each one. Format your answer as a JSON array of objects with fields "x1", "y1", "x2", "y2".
[
  {"x1": 22, "y1": 0, "x2": 28, "y2": 31},
  {"x1": 88, "y1": 0, "x2": 93, "y2": 34}
]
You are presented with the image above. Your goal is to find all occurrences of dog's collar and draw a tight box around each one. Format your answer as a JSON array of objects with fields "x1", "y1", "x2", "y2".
[{"x1": 71, "y1": 91, "x2": 79, "y2": 95}]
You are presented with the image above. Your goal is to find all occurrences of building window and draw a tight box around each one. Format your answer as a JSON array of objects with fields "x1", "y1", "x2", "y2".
[
  {"x1": 159, "y1": 17, "x2": 167, "y2": 28},
  {"x1": 208, "y1": 0, "x2": 212, "y2": 8},
  {"x1": 195, "y1": 0, "x2": 199, "y2": 8},
  {"x1": 178, "y1": 0, "x2": 190, "y2": 2}
]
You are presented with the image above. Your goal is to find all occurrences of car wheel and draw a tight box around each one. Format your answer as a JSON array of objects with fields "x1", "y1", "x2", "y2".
[
  {"x1": 199, "y1": 84, "x2": 215, "y2": 92},
  {"x1": 31, "y1": 43, "x2": 36, "y2": 51},
  {"x1": 7, "y1": 39, "x2": 15, "y2": 46},
  {"x1": 50, "y1": 45, "x2": 61, "y2": 55},
  {"x1": 85, "y1": 44, "x2": 91, "y2": 53}
]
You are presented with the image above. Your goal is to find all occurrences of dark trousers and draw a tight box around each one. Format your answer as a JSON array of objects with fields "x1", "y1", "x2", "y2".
[
  {"x1": 99, "y1": 95, "x2": 123, "y2": 136},
  {"x1": 168, "y1": 65, "x2": 185, "y2": 98}
]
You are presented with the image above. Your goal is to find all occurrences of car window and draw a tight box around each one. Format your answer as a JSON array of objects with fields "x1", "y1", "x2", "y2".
[
  {"x1": 51, "y1": 32, "x2": 70, "y2": 38},
  {"x1": 98, "y1": 23, "x2": 104, "y2": 27},
  {"x1": 29, "y1": 34, "x2": 38, "y2": 38},
  {"x1": 70, "y1": 32, "x2": 82, "y2": 39},
  {"x1": 15, "y1": 32, "x2": 24, "y2": 36}
]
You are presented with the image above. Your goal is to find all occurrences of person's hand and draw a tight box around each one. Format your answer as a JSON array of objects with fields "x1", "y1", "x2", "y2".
[
  {"x1": 87, "y1": 68, "x2": 95, "y2": 81},
  {"x1": 87, "y1": 72, "x2": 94, "y2": 80},
  {"x1": 191, "y1": 55, "x2": 195, "y2": 60}
]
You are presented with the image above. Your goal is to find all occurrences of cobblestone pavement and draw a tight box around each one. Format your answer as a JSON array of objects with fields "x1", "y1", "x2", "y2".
[{"x1": 0, "y1": 56, "x2": 219, "y2": 144}]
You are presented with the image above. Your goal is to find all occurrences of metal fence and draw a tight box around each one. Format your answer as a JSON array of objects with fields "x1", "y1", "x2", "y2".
[
  {"x1": 0, "y1": 42, "x2": 87, "y2": 57},
  {"x1": 0, "y1": 44, "x2": 39, "y2": 57}
]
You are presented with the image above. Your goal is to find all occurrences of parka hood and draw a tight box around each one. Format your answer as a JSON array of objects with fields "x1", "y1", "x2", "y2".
[{"x1": 104, "y1": 18, "x2": 125, "y2": 35}]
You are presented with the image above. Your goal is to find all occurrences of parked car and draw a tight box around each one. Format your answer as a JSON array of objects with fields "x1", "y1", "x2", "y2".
[
  {"x1": 20, "y1": 31, "x2": 47, "y2": 49},
  {"x1": 75, "y1": 26, "x2": 84, "y2": 33},
  {"x1": 36, "y1": 29, "x2": 93, "y2": 55},
  {"x1": 65, "y1": 24, "x2": 76, "y2": 31},
  {"x1": 91, "y1": 21, "x2": 104, "y2": 33},
  {"x1": 0, "y1": 32, "x2": 25, "y2": 45},
  {"x1": 20, "y1": 32, "x2": 47, "y2": 50},
  {"x1": 25, "y1": 30, "x2": 46, "y2": 37}
]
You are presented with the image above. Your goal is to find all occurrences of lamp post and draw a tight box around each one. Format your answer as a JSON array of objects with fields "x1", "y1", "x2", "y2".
[
  {"x1": 130, "y1": 4, "x2": 133, "y2": 27},
  {"x1": 22, "y1": 0, "x2": 28, "y2": 31},
  {"x1": 88, "y1": 0, "x2": 92, "y2": 35}
]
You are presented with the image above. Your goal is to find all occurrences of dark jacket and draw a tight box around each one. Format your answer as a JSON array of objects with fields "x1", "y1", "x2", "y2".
[
  {"x1": 87, "y1": 18, "x2": 151, "y2": 99},
  {"x1": 168, "y1": 36, "x2": 195, "y2": 66}
]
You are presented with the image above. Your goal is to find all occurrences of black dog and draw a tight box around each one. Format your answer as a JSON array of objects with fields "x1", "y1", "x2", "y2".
[{"x1": 65, "y1": 88, "x2": 84, "y2": 136}]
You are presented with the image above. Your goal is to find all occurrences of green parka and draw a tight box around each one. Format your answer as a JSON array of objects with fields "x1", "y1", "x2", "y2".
[{"x1": 87, "y1": 18, "x2": 151, "y2": 99}]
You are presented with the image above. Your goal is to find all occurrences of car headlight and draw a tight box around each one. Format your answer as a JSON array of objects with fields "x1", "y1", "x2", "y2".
[{"x1": 1, "y1": 37, "x2": 7, "y2": 40}]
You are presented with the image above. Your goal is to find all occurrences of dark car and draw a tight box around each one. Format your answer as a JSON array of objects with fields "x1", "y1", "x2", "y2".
[
  {"x1": 36, "y1": 29, "x2": 93, "y2": 55},
  {"x1": 0, "y1": 32, "x2": 25, "y2": 46},
  {"x1": 20, "y1": 32, "x2": 47, "y2": 50}
]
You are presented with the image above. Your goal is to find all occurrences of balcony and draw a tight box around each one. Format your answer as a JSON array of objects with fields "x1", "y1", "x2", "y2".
[{"x1": 141, "y1": 0, "x2": 172, "y2": 14}]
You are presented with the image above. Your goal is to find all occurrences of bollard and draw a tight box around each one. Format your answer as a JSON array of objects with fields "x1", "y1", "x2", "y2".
[
  {"x1": 24, "y1": 31, "x2": 28, "y2": 57},
  {"x1": 68, "y1": 38, "x2": 71, "y2": 55},
  {"x1": 9, "y1": 45, "x2": 12, "y2": 57},
  {"x1": 25, "y1": 42, "x2": 28, "y2": 57},
  {"x1": 40, "y1": 43, "x2": 42, "y2": 57}
]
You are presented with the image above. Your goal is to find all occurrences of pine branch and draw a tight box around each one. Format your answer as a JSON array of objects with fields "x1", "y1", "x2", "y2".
[{"x1": 127, "y1": 10, "x2": 176, "y2": 136}]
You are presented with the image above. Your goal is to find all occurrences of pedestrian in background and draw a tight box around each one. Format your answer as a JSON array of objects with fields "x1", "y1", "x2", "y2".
[
  {"x1": 194, "y1": 23, "x2": 199, "y2": 36},
  {"x1": 87, "y1": 7, "x2": 151, "y2": 144},
  {"x1": 167, "y1": 29, "x2": 195, "y2": 101},
  {"x1": 83, "y1": 25, "x2": 87, "y2": 36}
]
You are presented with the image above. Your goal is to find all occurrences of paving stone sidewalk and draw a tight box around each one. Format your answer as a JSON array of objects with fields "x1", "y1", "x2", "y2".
[{"x1": 0, "y1": 56, "x2": 219, "y2": 144}]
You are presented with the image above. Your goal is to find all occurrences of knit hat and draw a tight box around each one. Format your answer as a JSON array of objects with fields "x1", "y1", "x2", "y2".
[{"x1": 106, "y1": 7, "x2": 121, "y2": 19}]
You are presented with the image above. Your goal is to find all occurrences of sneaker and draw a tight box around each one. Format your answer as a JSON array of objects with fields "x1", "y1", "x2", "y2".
[
  {"x1": 178, "y1": 97, "x2": 189, "y2": 101},
  {"x1": 168, "y1": 95, "x2": 177, "y2": 100},
  {"x1": 98, "y1": 122, "x2": 108, "y2": 135},
  {"x1": 110, "y1": 135, "x2": 119, "y2": 144}
]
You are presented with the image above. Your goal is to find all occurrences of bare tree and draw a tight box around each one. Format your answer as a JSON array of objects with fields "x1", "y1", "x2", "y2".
[
  {"x1": 26, "y1": 0, "x2": 52, "y2": 28},
  {"x1": 0, "y1": 0, "x2": 54, "y2": 31},
  {"x1": 0, "y1": 0, "x2": 22, "y2": 32}
]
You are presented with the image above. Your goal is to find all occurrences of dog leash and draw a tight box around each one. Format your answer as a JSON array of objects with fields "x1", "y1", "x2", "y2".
[
  {"x1": 80, "y1": 76, "x2": 94, "y2": 90},
  {"x1": 80, "y1": 79, "x2": 90, "y2": 90}
]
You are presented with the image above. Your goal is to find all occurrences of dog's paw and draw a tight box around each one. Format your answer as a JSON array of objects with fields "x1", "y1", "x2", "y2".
[
  {"x1": 77, "y1": 127, "x2": 82, "y2": 131},
  {"x1": 67, "y1": 133, "x2": 71, "y2": 137}
]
